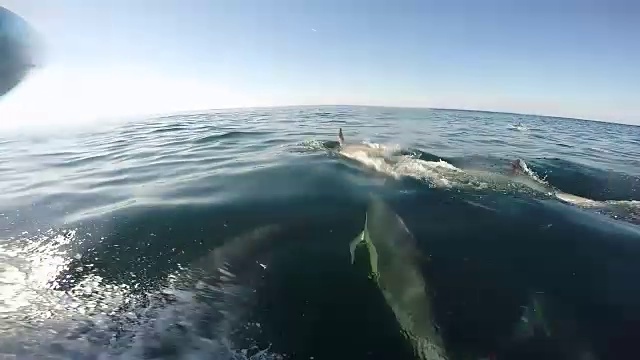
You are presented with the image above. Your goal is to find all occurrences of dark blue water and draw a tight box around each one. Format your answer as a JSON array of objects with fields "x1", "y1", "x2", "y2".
[{"x1": 0, "y1": 106, "x2": 639, "y2": 360}]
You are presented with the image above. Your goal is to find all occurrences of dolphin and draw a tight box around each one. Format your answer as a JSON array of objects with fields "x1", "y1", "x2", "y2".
[
  {"x1": 347, "y1": 194, "x2": 605, "y2": 360},
  {"x1": 502, "y1": 292, "x2": 599, "y2": 360},
  {"x1": 332, "y1": 129, "x2": 554, "y2": 195},
  {"x1": 350, "y1": 195, "x2": 449, "y2": 360},
  {"x1": 510, "y1": 159, "x2": 613, "y2": 208},
  {"x1": 333, "y1": 130, "x2": 631, "y2": 217},
  {"x1": 336, "y1": 128, "x2": 388, "y2": 159}
]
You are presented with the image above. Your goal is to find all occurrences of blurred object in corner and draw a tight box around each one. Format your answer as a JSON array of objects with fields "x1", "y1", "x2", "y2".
[{"x1": 0, "y1": 6, "x2": 42, "y2": 98}]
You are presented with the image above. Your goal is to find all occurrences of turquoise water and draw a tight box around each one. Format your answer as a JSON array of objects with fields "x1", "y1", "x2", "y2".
[{"x1": 0, "y1": 106, "x2": 639, "y2": 359}]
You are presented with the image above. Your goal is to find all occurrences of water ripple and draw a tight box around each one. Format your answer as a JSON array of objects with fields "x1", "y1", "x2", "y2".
[{"x1": 0, "y1": 106, "x2": 639, "y2": 359}]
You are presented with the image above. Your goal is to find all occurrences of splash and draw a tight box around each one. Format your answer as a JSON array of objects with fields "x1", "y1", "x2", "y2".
[
  {"x1": 0, "y1": 229, "x2": 132, "y2": 357},
  {"x1": 508, "y1": 123, "x2": 529, "y2": 132},
  {"x1": 294, "y1": 139, "x2": 339, "y2": 153},
  {"x1": 514, "y1": 160, "x2": 640, "y2": 223},
  {"x1": 329, "y1": 141, "x2": 551, "y2": 198},
  {"x1": 513, "y1": 159, "x2": 548, "y2": 186},
  {"x1": 333, "y1": 140, "x2": 465, "y2": 188},
  {"x1": 0, "y1": 229, "x2": 131, "y2": 321},
  {"x1": 313, "y1": 137, "x2": 639, "y2": 225},
  {"x1": 0, "y1": 227, "x2": 285, "y2": 359}
]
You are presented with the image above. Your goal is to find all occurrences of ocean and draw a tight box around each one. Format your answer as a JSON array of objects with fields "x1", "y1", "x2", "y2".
[{"x1": 0, "y1": 105, "x2": 639, "y2": 360}]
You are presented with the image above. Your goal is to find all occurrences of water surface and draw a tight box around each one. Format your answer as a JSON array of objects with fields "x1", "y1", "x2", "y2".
[{"x1": 1, "y1": 106, "x2": 639, "y2": 359}]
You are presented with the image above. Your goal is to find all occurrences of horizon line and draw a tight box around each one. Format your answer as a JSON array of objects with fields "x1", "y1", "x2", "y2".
[{"x1": 148, "y1": 104, "x2": 638, "y2": 128}]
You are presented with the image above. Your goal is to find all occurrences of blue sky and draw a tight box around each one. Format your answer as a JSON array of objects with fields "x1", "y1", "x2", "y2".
[{"x1": 1, "y1": 0, "x2": 639, "y2": 129}]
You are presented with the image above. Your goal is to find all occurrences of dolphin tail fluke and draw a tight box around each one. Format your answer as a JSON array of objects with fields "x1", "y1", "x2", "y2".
[{"x1": 338, "y1": 128, "x2": 345, "y2": 145}]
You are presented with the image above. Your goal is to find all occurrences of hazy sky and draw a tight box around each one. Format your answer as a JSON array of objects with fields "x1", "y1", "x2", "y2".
[{"x1": 1, "y1": 0, "x2": 639, "y2": 129}]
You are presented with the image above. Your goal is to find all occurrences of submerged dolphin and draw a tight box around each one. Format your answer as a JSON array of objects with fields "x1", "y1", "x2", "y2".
[
  {"x1": 504, "y1": 292, "x2": 599, "y2": 360},
  {"x1": 348, "y1": 197, "x2": 603, "y2": 360},
  {"x1": 350, "y1": 195, "x2": 449, "y2": 360}
]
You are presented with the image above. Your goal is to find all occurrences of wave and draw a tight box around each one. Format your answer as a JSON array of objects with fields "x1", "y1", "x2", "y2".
[{"x1": 193, "y1": 131, "x2": 273, "y2": 145}]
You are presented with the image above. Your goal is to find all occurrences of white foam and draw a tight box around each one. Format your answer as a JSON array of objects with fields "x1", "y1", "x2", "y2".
[
  {"x1": 509, "y1": 123, "x2": 529, "y2": 131},
  {"x1": 515, "y1": 159, "x2": 549, "y2": 186},
  {"x1": 338, "y1": 143, "x2": 639, "y2": 223},
  {"x1": 338, "y1": 142, "x2": 465, "y2": 188},
  {"x1": 0, "y1": 229, "x2": 283, "y2": 360},
  {"x1": 0, "y1": 230, "x2": 131, "y2": 322},
  {"x1": 514, "y1": 161, "x2": 640, "y2": 221},
  {"x1": 338, "y1": 143, "x2": 552, "y2": 197}
]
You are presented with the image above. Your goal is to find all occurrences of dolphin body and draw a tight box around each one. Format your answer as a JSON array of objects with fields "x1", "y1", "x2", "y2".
[
  {"x1": 336, "y1": 128, "x2": 389, "y2": 160},
  {"x1": 348, "y1": 196, "x2": 602, "y2": 360},
  {"x1": 333, "y1": 129, "x2": 553, "y2": 196},
  {"x1": 350, "y1": 195, "x2": 449, "y2": 360},
  {"x1": 504, "y1": 292, "x2": 599, "y2": 360},
  {"x1": 510, "y1": 159, "x2": 640, "y2": 224}
]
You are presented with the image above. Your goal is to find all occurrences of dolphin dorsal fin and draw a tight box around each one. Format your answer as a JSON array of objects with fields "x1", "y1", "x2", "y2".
[{"x1": 338, "y1": 128, "x2": 345, "y2": 145}]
